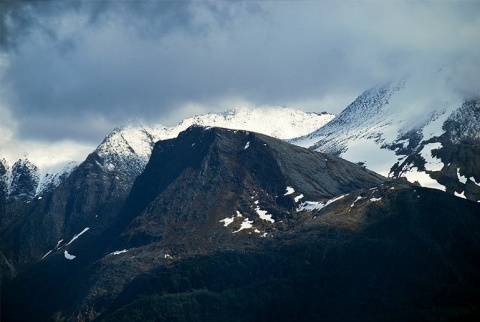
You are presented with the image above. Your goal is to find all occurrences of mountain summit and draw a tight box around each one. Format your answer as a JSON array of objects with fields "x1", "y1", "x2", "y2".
[
  {"x1": 117, "y1": 125, "x2": 384, "y2": 252},
  {"x1": 0, "y1": 106, "x2": 333, "y2": 203}
]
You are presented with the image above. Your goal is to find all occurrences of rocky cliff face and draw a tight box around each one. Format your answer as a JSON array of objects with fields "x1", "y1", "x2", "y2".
[
  {"x1": 6, "y1": 158, "x2": 40, "y2": 202},
  {"x1": 389, "y1": 99, "x2": 480, "y2": 201},
  {"x1": 0, "y1": 150, "x2": 137, "y2": 285},
  {"x1": 116, "y1": 126, "x2": 384, "y2": 254},
  {"x1": 0, "y1": 160, "x2": 7, "y2": 236},
  {"x1": 2, "y1": 126, "x2": 479, "y2": 322}
]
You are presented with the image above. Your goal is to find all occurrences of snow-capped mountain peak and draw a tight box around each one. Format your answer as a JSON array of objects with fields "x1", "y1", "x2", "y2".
[
  {"x1": 173, "y1": 106, "x2": 334, "y2": 140},
  {"x1": 1, "y1": 105, "x2": 333, "y2": 202},
  {"x1": 290, "y1": 73, "x2": 479, "y2": 202},
  {"x1": 92, "y1": 105, "x2": 334, "y2": 179}
]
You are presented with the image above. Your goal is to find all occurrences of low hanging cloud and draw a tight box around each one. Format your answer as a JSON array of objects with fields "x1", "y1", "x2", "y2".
[{"x1": 0, "y1": 0, "x2": 479, "y2": 145}]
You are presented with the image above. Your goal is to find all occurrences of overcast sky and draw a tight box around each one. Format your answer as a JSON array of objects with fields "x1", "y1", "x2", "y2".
[{"x1": 1, "y1": 0, "x2": 479, "y2": 152}]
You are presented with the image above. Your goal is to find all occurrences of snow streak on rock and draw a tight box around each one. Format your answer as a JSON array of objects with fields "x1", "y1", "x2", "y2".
[{"x1": 297, "y1": 194, "x2": 346, "y2": 212}]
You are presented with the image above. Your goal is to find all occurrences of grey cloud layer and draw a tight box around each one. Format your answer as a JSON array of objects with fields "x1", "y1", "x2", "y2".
[{"x1": 1, "y1": 0, "x2": 479, "y2": 143}]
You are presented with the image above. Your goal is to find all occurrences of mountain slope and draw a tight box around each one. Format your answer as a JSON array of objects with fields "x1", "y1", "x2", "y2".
[
  {"x1": 0, "y1": 151, "x2": 136, "y2": 284},
  {"x1": 1, "y1": 126, "x2": 384, "y2": 321},
  {"x1": 291, "y1": 74, "x2": 480, "y2": 202},
  {"x1": 2, "y1": 126, "x2": 480, "y2": 322},
  {"x1": 99, "y1": 183, "x2": 480, "y2": 322},
  {"x1": 95, "y1": 106, "x2": 334, "y2": 179},
  {"x1": 0, "y1": 106, "x2": 333, "y2": 285},
  {"x1": 116, "y1": 126, "x2": 384, "y2": 253}
]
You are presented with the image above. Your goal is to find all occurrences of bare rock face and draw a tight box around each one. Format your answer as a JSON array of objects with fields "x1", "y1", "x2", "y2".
[
  {"x1": 0, "y1": 151, "x2": 137, "y2": 285},
  {"x1": 6, "y1": 158, "x2": 40, "y2": 203},
  {"x1": 117, "y1": 126, "x2": 384, "y2": 253},
  {"x1": 2, "y1": 126, "x2": 480, "y2": 322},
  {"x1": 0, "y1": 159, "x2": 6, "y2": 218},
  {"x1": 388, "y1": 99, "x2": 480, "y2": 201},
  {"x1": 429, "y1": 100, "x2": 480, "y2": 200}
]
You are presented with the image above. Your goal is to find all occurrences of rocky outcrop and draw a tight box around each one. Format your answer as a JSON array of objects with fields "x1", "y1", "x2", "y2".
[{"x1": 6, "y1": 158, "x2": 40, "y2": 202}]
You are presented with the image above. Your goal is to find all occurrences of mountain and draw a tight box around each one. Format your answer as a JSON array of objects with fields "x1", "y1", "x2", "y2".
[
  {"x1": 115, "y1": 126, "x2": 384, "y2": 253},
  {"x1": 0, "y1": 106, "x2": 332, "y2": 286},
  {"x1": 0, "y1": 156, "x2": 78, "y2": 203},
  {"x1": 0, "y1": 158, "x2": 39, "y2": 202},
  {"x1": 291, "y1": 74, "x2": 480, "y2": 202},
  {"x1": 0, "y1": 106, "x2": 333, "y2": 203},
  {"x1": 2, "y1": 126, "x2": 480, "y2": 322},
  {"x1": 89, "y1": 106, "x2": 334, "y2": 186}
]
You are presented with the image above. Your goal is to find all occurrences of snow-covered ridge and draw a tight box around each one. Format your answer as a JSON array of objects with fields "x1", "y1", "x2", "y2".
[
  {"x1": 1, "y1": 106, "x2": 333, "y2": 202},
  {"x1": 36, "y1": 161, "x2": 78, "y2": 195},
  {"x1": 94, "y1": 106, "x2": 334, "y2": 175},
  {"x1": 290, "y1": 80, "x2": 407, "y2": 154},
  {"x1": 173, "y1": 106, "x2": 334, "y2": 141},
  {"x1": 0, "y1": 157, "x2": 79, "y2": 202},
  {"x1": 289, "y1": 71, "x2": 479, "y2": 201},
  {"x1": 97, "y1": 106, "x2": 334, "y2": 160}
]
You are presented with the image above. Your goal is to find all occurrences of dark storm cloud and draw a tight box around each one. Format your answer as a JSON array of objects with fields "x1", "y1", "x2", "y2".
[
  {"x1": 1, "y1": 0, "x2": 265, "y2": 142},
  {"x1": 0, "y1": 0, "x2": 193, "y2": 50},
  {"x1": 1, "y1": 0, "x2": 263, "y2": 51},
  {"x1": 1, "y1": 0, "x2": 479, "y2": 144}
]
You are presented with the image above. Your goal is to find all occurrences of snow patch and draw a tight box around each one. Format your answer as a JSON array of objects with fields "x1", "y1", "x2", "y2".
[
  {"x1": 65, "y1": 227, "x2": 90, "y2": 247},
  {"x1": 297, "y1": 194, "x2": 346, "y2": 212},
  {"x1": 420, "y1": 142, "x2": 443, "y2": 172},
  {"x1": 221, "y1": 211, "x2": 246, "y2": 228},
  {"x1": 111, "y1": 249, "x2": 128, "y2": 255},
  {"x1": 244, "y1": 141, "x2": 250, "y2": 149},
  {"x1": 342, "y1": 137, "x2": 399, "y2": 177},
  {"x1": 284, "y1": 186, "x2": 295, "y2": 196},
  {"x1": 350, "y1": 196, "x2": 363, "y2": 208},
  {"x1": 294, "y1": 194, "x2": 304, "y2": 203},
  {"x1": 233, "y1": 217, "x2": 253, "y2": 233},
  {"x1": 370, "y1": 197, "x2": 382, "y2": 202},
  {"x1": 64, "y1": 250, "x2": 76, "y2": 260},
  {"x1": 454, "y1": 191, "x2": 466, "y2": 199},
  {"x1": 457, "y1": 168, "x2": 468, "y2": 184},
  {"x1": 255, "y1": 207, "x2": 275, "y2": 223},
  {"x1": 404, "y1": 167, "x2": 446, "y2": 191},
  {"x1": 41, "y1": 250, "x2": 52, "y2": 260},
  {"x1": 470, "y1": 177, "x2": 480, "y2": 187},
  {"x1": 219, "y1": 216, "x2": 235, "y2": 227},
  {"x1": 55, "y1": 239, "x2": 63, "y2": 249}
]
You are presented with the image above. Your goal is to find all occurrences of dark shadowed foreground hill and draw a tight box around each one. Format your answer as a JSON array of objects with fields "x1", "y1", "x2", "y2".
[{"x1": 1, "y1": 126, "x2": 479, "y2": 321}]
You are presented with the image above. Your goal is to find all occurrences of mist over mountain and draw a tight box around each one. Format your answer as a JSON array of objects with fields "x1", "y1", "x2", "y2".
[
  {"x1": 4, "y1": 71, "x2": 478, "y2": 205},
  {"x1": 291, "y1": 73, "x2": 480, "y2": 202}
]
